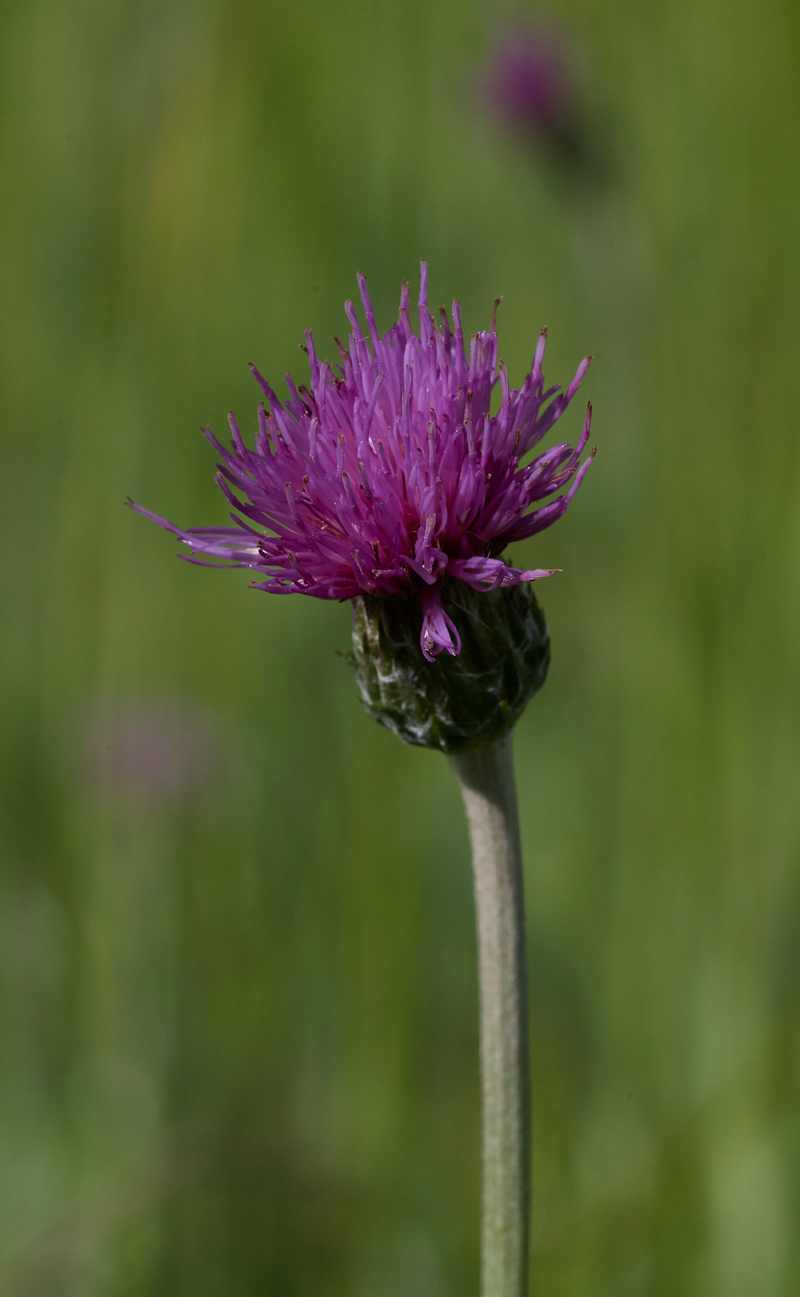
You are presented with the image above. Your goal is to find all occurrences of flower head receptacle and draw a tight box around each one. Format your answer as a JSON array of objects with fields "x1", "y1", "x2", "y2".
[{"x1": 348, "y1": 579, "x2": 550, "y2": 754}]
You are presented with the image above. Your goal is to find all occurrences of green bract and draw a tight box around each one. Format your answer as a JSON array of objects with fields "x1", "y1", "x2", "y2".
[{"x1": 348, "y1": 581, "x2": 550, "y2": 754}]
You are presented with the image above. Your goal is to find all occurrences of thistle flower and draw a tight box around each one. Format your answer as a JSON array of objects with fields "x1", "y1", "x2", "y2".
[
  {"x1": 83, "y1": 699, "x2": 218, "y2": 801},
  {"x1": 129, "y1": 264, "x2": 593, "y2": 663},
  {"x1": 483, "y1": 25, "x2": 571, "y2": 137}
]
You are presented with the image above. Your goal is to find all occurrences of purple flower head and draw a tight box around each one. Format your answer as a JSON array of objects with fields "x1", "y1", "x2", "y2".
[
  {"x1": 83, "y1": 699, "x2": 219, "y2": 801},
  {"x1": 484, "y1": 25, "x2": 571, "y2": 136},
  {"x1": 130, "y1": 265, "x2": 594, "y2": 662}
]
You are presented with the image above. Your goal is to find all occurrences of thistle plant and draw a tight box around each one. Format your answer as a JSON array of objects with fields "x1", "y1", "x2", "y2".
[
  {"x1": 484, "y1": 25, "x2": 572, "y2": 140},
  {"x1": 130, "y1": 265, "x2": 593, "y2": 1296},
  {"x1": 482, "y1": 26, "x2": 597, "y2": 179}
]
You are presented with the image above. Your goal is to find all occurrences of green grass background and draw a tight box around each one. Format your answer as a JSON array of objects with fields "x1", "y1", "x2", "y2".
[{"x1": 2, "y1": 0, "x2": 800, "y2": 1292}]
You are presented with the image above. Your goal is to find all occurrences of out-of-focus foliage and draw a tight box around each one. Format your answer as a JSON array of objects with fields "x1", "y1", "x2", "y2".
[{"x1": 2, "y1": 0, "x2": 800, "y2": 1292}]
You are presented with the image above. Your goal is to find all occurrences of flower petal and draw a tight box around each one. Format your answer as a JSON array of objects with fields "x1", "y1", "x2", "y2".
[
  {"x1": 419, "y1": 585, "x2": 462, "y2": 661},
  {"x1": 448, "y1": 556, "x2": 559, "y2": 590}
]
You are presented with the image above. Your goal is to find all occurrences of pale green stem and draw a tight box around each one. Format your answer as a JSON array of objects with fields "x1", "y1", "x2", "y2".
[{"x1": 450, "y1": 734, "x2": 530, "y2": 1297}]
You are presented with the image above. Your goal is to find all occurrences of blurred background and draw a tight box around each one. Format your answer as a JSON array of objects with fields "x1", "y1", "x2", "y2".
[{"x1": 2, "y1": 0, "x2": 800, "y2": 1292}]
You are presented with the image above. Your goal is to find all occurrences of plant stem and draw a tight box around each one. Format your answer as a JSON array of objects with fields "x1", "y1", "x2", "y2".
[{"x1": 451, "y1": 734, "x2": 530, "y2": 1297}]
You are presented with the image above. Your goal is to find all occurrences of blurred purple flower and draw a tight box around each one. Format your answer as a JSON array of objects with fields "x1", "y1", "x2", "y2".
[
  {"x1": 483, "y1": 25, "x2": 572, "y2": 137},
  {"x1": 130, "y1": 265, "x2": 593, "y2": 662},
  {"x1": 84, "y1": 701, "x2": 218, "y2": 801}
]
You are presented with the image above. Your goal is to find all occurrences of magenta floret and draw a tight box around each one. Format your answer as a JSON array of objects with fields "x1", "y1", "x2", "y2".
[
  {"x1": 484, "y1": 27, "x2": 571, "y2": 136},
  {"x1": 130, "y1": 264, "x2": 594, "y2": 662}
]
